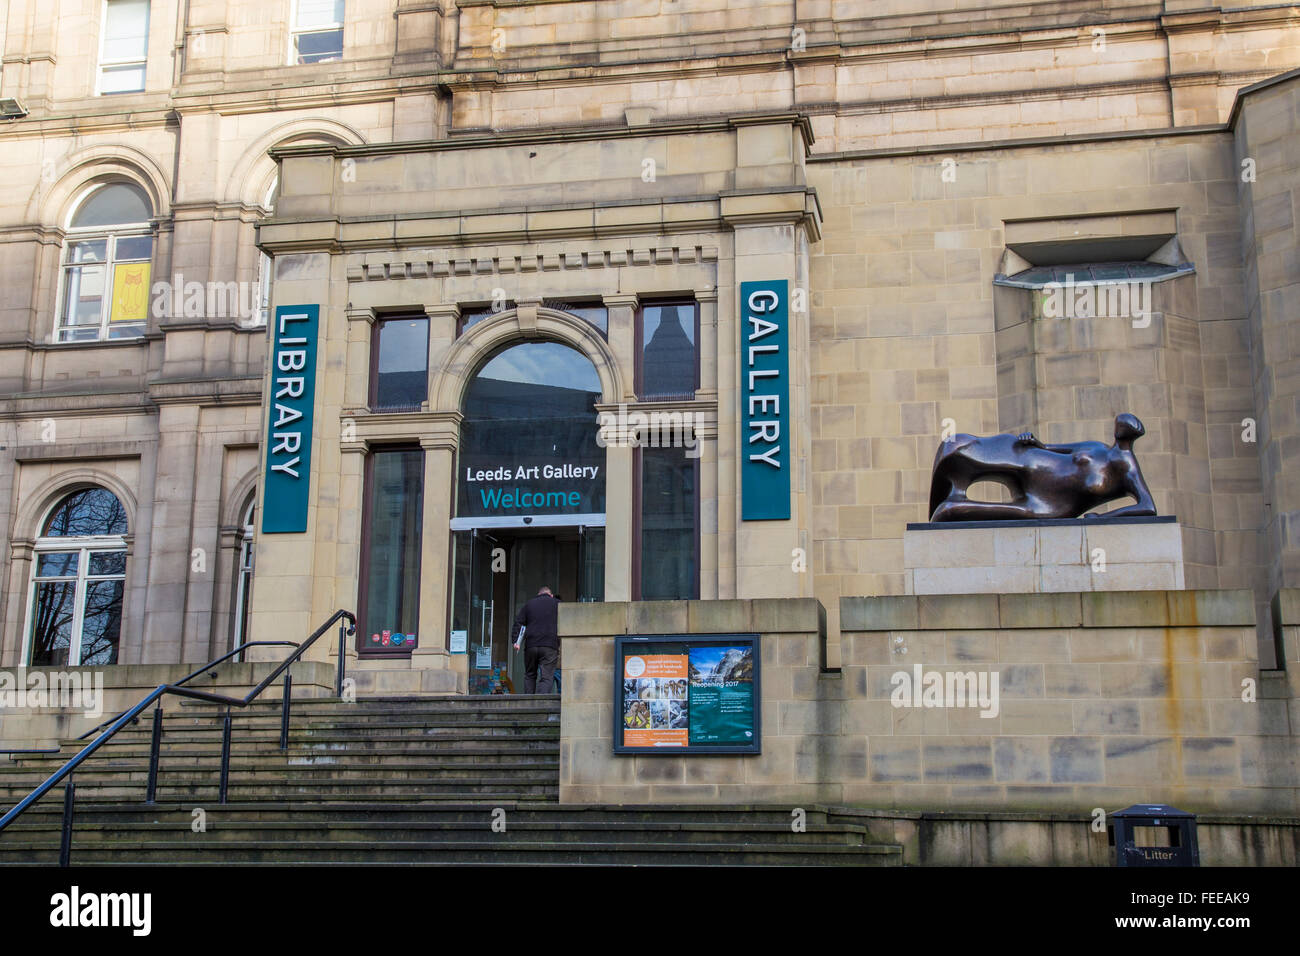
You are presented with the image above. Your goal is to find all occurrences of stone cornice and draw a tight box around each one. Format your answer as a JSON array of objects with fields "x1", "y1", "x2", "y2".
[
  {"x1": 269, "y1": 112, "x2": 815, "y2": 160},
  {"x1": 148, "y1": 377, "x2": 263, "y2": 406},
  {"x1": 340, "y1": 408, "x2": 464, "y2": 448},
  {"x1": 10, "y1": 441, "x2": 147, "y2": 462},
  {"x1": 337, "y1": 240, "x2": 720, "y2": 280},
  {"x1": 265, "y1": 187, "x2": 823, "y2": 256},
  {"x1": 809, "y1": 123, "x2": 1230, "y2": 163}
]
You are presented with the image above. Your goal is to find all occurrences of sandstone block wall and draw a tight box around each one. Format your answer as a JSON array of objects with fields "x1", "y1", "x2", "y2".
[{"x1": 559, "y1": 592, "x2": 1298, "y2": 815}]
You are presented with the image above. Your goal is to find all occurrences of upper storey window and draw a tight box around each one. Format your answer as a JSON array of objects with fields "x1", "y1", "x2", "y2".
[
  {"x1": 98, "y1": 0, "x2": 150, "y2": 94},
  {"x1": 292, "y1": 0, "x2": 345, "y2": 64},
  {"x1": 57, "y1": 182, "x2": 153, "y2": 343},
  {"x1": 371, "y1": 315, "x2": 430, "y2": 411},
  {"x1": 636, "y1": 300, "x2": 698, "y2": 400}
]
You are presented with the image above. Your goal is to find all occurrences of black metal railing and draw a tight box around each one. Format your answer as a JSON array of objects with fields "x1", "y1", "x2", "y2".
[{"x1": 0, "y1": 609, "x2": 355, "y2": 864}]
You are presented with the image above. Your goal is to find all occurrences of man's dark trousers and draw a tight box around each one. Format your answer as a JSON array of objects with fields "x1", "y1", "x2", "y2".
[{"x1": 525, "y1": 645, "x2": 558, "y2": 694}]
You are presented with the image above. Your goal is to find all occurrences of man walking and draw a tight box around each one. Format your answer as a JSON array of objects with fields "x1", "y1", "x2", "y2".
[{"x1": 512, "y1": 585, "x2": 560, "y2": 694}]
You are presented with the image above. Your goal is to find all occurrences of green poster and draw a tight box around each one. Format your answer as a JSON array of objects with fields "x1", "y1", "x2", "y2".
[{"x1": 687, "y1": 645, "x2": 755, "y2": 745}]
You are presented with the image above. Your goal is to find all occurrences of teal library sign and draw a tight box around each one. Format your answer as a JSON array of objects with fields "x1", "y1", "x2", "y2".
[
  {"x1": 262, "y1": 304, "x2": 319, "y2": 534},
  {"x1": 740, "y1": 280, "x2": 790, "y2": 521}
]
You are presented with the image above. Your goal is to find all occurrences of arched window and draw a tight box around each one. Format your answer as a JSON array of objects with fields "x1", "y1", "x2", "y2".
[
  {"x1": 232, "y1": 500, "x2": 256, "y2": 655},
  {"x1": 447, "y1": 341, "x2": 608, "y2": 689},
  {"x1": 57, "y1": 181, "x2": 153, "y2": 342},
  {"x1": 253, "y1": 178, "x2": 278, "y2": 328},
  {"x1": 26, "y1": 488, "x2": 129, "y2": 666},
  {"x1": 459, "y1": 342, "x2": 606, "y2": 520}
]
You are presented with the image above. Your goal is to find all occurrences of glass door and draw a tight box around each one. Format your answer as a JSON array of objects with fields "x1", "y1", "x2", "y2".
[
  {"x1": 508, "y1": 535, "x2": 560, "y2": 692},
  {"x1": 467, "y1": 529, "x2": 499, "y2": 694}
]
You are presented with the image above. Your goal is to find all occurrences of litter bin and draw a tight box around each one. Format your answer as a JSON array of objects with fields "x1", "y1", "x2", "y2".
[{"x1": 1108, "y1": 804, "x2": 1200, "y2": 867}]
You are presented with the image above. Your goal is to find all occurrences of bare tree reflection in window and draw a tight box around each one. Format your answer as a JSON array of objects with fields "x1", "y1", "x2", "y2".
[{"x1": 29, "y1": 487, "x2": 128, "y2": 666}]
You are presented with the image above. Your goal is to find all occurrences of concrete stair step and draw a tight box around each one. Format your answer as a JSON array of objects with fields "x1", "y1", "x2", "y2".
[
  {"x1": 11, "y1": 745, "x2": 560, "y2": 765},
  {"x1": 79, "y1": 718, "x2": 561, "y2": 740},
  {"x1": 3, "y1": 750, "x2": 558, "y2": 768},
  {"x1": 5, "y1": 802, "x2": 841, "y2": 826},
  {"x1": 0, "y1": 839, "x2": 901, "y2": 866},
  {"x1": 179, "y1": 695, "x2": 559, "y2": 711},
  {"x1": 1, "y1": 781, "x2": 561, "y2": 799},
  {"x1": 0, "y1": 759, "x2": 557, "y2": 778},
  {"x1": 2, "y1": 819, "x2": 875, "y2": 847}
]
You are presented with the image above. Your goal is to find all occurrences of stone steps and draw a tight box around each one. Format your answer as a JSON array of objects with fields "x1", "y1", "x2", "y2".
[
  {"x1": 3, "y1": 801, "x2": 844, "y2": 826},
  {"x1": 0, "y1": 694, "x2": 902, "y2": 865},
  {"x1": 2, "y1": 819, "x2": 874, "y2": 848},
  {"x1": 0, "y1": 838, "x2": 902, "y2": 866}
]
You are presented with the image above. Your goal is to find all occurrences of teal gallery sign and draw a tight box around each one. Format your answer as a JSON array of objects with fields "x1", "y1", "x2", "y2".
[
  {"x1": 262, "y1": 304, "x2": 319, "y2": 534},
  {"x1": 740, "y1": 280, "x2": 790, "y2": 520}
]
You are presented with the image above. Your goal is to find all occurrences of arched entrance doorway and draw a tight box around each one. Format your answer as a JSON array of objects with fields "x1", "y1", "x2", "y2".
[{"x1": 449, "y1": 341, "x2": 607, "y2": 694}]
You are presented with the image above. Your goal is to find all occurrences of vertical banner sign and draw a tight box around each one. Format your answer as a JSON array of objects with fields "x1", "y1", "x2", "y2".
[
  {"x1": 262, "y1": 304, "x2": 319, "y2": 534},
  {"x1": 740, "y1": 280, "x2": 790, "y2": 520}
]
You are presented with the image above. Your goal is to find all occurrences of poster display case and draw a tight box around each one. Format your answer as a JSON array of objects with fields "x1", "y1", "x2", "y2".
[{"x1": 614, "y1": 634, "x2": 760, "y2": 755}]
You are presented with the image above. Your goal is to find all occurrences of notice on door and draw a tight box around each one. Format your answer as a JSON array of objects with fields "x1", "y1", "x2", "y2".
[{"x1": 615, "y1": 635, "x2": 760, "y2": 755}]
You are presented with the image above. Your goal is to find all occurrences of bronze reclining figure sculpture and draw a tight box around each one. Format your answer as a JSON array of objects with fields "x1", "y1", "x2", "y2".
[{"x1": 928, "y1": 413, "x2": 1156, "y2": 522}]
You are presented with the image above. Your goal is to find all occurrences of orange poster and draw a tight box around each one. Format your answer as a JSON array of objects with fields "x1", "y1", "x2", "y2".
[
  {"x1": 624, "y1": 728, "x2": 688, "y2": 747},
  {"x1": 623, "y1": 654, "x2": 687, "y2": 680},
  {"x1": 622, "y1": 652, "x2": 689, "y2": 745}
]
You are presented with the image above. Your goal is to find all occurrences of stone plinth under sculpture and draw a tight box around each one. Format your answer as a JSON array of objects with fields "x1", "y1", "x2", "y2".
[{"x1": 902, "y1": 515, "x2": 1185, "y2": 595}]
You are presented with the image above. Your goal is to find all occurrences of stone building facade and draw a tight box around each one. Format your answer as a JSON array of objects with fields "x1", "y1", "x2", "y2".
[{"x1": 3, "y1": 0, "x2": 1300, "y2": 697}]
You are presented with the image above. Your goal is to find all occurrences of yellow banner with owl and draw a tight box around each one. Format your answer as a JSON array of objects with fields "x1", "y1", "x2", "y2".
[{"x1": 110, "y1": 262, "x2": 151, "y2": 322}]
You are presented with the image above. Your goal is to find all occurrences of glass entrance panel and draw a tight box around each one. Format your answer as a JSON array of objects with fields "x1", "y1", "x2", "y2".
[
  {"x1": 507, "y1": 535, "x2": 561, "y2": 691},
  {"x1": 466, "y1": 529, "x2": 499, "y2": 695}
]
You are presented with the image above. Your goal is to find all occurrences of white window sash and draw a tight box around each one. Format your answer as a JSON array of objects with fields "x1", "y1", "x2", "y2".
[
  {"x1": 97, "y1": 0, "x2": 150, "y2": 94},
  {"x1": 289, "y1": 0, "x2": 344, "y2": 63},
  {"x1": 56, "y1": 229, "x2": 152, "y2": 342},
  {"x1": 26, "y1": 540, "x2": 127, "y2": 666},
  {"x1": 295, "y1": 0, "x2": 344, "y2": 30}
]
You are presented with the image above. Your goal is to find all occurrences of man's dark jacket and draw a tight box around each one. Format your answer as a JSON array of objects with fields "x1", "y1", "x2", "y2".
[{"x1": 513, "y1": 593, "x2": 559, "y2": 649}]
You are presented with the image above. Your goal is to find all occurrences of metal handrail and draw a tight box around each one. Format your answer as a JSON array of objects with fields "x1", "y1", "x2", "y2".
[
  {"x1": 71, "y1": 641, "x2": 302, "y2": 744},
  {"x1": 0, "y1": 609, "x2": 356, "y2": 838},
  {"x1": 0, "y1": 640, "x2": 305, "y2": 757}
]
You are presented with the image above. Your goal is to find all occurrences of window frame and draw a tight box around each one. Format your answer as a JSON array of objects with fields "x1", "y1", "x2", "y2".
[
  {"x1": 356, "y1": 444, "x2": 425, "y2": 659},
  {"x1": 457, "y1": 300, "x2": 516, "y2": 337},
  {"x1": 368, "y1": 313, "x2": 431, "y2": 412},
  {"x1": 252, "y1": 179, "x2": 278, "y2": 329},
  {"x1": 54, "y1": 182, "x2": 154, "y2": 344},
  {"x1": 231, "y1": 501, "x2": 256, "y2": 658},
  {"x1": 634, "y1": 297, "x2": 700, "y2": 401},
  {"x1": 96, "y1": 0, "x2": 150, "y2": 96},
  {"x1": 542, "y1": 298, "x2": 610, "y2": 338},
  {"x1": 631, "y1": 442, "x2": 701, "y2": 602},
  {"x1": 289, "y1": 0, "x2": 345, "y2": 65},
  {"x1": 22, "y1": 492, "x2": 129, "y2": 667}
]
